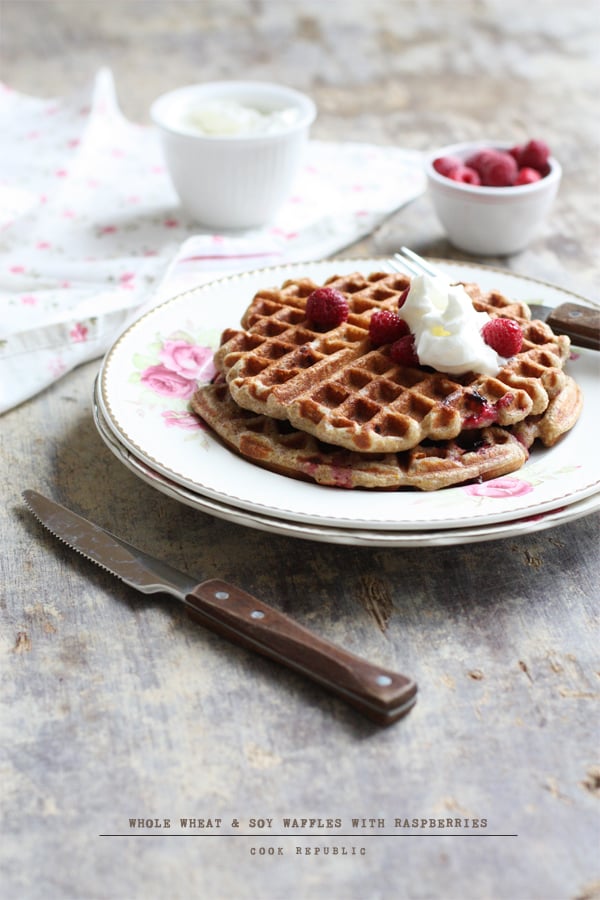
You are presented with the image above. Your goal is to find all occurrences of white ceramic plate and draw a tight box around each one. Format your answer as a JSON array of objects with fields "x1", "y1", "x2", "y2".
[
  {"x1": 98, "y1": 259, "x2": 600, "y2": 532},
  {"x1": 93, "y1": 382, "x2": 600, "y2": 547}
]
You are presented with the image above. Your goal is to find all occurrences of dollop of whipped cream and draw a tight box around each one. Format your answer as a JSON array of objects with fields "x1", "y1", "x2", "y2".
[
  {"x1": 182, "y1": 100, "x2": 299, "y2": 136},
  {"x1": 400, "y1": 274, "x2": 506, "y2": 376}
]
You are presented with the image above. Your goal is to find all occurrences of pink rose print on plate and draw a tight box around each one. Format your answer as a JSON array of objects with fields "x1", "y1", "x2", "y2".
[
  {"x1": 159, "y1": 340, "x2": 215, "y2": 383},
  {"x1": 462, "y1": 477, "x2": 534, "y2": 499},
  {"x1": 161, "y1": 410, "x2": 203, "y2": 430},
  {"x1": 139, "y1": 339, "x2": 216, "y2": 412},
  {"x1": 140, "y1": 364, "x2": 198, "y2": 399}
]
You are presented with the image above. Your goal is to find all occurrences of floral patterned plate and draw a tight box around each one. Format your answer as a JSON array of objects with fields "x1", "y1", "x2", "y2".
[{"x1": 98, "y1": 259, "x2": 600, "y2": 532}]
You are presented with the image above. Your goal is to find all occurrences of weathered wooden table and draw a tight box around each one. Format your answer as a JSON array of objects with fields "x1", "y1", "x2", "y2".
[{"x1": 2, "y1": 3, "x2": 599, "y2": 899}]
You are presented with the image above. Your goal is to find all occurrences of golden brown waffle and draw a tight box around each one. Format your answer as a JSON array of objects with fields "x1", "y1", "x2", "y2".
[
  {"x1": 215, "y1": 271, "x2": 571, "y2": 454},
  {"x1": 510, "y1": 375, "x2": 583, "y2": 448},
  {"x1": 190, "y1": 383, "x2": 530, "y2": 492}
]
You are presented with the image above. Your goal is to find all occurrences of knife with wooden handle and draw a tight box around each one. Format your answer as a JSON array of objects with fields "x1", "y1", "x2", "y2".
[
  {"x1": 22, "y1": 490, "x2": 417, "y2": 725},
  {"x1": 531, "y1": 301, "x2": 600, "y2": 350}
]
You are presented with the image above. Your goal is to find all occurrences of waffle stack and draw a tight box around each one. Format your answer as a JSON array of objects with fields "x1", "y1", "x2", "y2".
[
  {"x1": 191, "y1": 382, "x2": 532, "y2": 490},
  {"x1": 191, "y1": 271, "x2": 581, "y2": 491}
]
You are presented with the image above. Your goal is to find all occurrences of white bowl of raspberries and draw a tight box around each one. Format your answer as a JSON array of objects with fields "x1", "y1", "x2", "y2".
[{"x1": 426, "y1": 139, "x2": 562, "y2": 256}]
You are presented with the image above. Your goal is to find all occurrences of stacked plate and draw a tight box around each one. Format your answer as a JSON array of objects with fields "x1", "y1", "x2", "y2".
[{"x1": 94, "y1": 259, "x2": 600, "y2": 547}]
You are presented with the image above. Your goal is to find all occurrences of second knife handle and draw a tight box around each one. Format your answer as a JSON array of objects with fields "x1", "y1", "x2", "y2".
[{"x1": 184, "y1": 579, "x2": 417, "y2": 725}]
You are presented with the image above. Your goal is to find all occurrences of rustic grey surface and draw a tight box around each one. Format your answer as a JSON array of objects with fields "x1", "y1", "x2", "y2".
[{"x1": 1, "y1": 2, "x2": 599, "y2": 899}]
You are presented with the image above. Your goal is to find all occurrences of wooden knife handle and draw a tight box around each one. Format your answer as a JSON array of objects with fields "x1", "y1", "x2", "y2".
[
  {"x1": 547, "y1": 302, "x2": 600, "y2": 350},
  {"x1": 184, "y1": 579, "x2": 417, "y2": 725}
]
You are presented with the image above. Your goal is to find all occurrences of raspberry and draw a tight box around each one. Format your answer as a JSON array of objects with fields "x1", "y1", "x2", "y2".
[
  {"x1": 447, "y1": 165, "x2": 481, "y2": 185},
  {"x1": 519, "y1": 139, "x2": 550, "y2": 173},
  {"x1": 483, "y1": 154, "x2": 518, "y2": 186},
  {"x1": 462, "y1": 391, "x2": 497, "y2": 429},
  {"x1": 433, "y1": 155, "x2": 461, "y2": 177},
  {"x1": 398, "y1": 287, "x2": 409, "y2": 308},
  {"x1": 515, "y1": 167, "x2": 542, "y2": 185},
  {"x1": 508, "y1": 144, "x2": 524, "y2": 166},
  {"x1": 305, "y1": 287, "x2": 349, "y2": 329},
  {"x1": 481, "y1": 318, "x2": 523, "y2": 357},
  {"x1": 390, "y1": 334, "x2": 419, "y2": 367},
  {"x1": 369, "y1": 310, "x2": 410, "y2": 345},
  {"x1": 465, "y1": 148, "x2": 499, "y2": 173},
  {"x1": 465, "y1": 149, "x2": 518, "y2": 186}
]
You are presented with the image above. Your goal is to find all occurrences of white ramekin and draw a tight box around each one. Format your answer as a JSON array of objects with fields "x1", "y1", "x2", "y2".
[{"x1": 151, "y1": 81, "x2": 317, "y2": 230}]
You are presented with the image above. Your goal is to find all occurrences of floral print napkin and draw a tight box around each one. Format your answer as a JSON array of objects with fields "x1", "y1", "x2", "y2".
[{"x1": 0, "y1": 69, "x2": 425, "y2": 414}]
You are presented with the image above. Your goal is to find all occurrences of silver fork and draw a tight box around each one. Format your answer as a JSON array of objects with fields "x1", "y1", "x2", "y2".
[{"x1": 389, "y1": 246, "x2": 442, "y2": 279}]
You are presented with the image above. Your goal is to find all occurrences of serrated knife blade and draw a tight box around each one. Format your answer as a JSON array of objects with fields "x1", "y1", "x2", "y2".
[{"x1": 22, "y1": 490, "x2": 417, "y2": 725}]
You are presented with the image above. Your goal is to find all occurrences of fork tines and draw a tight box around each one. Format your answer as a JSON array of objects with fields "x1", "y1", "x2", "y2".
[{"x1": 391, "y1": 247, "x2": 439, "y2": 278}]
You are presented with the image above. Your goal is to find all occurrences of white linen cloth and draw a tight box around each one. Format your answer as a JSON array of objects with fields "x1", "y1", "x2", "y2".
[{"x1": 0, "y1": 69, "x2": 425, "y2": 414}]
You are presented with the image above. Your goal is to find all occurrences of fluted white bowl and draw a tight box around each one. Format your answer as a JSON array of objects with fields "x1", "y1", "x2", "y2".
[{"x1": 151, "y1": 81, "x2": 317, "y2": 230}]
